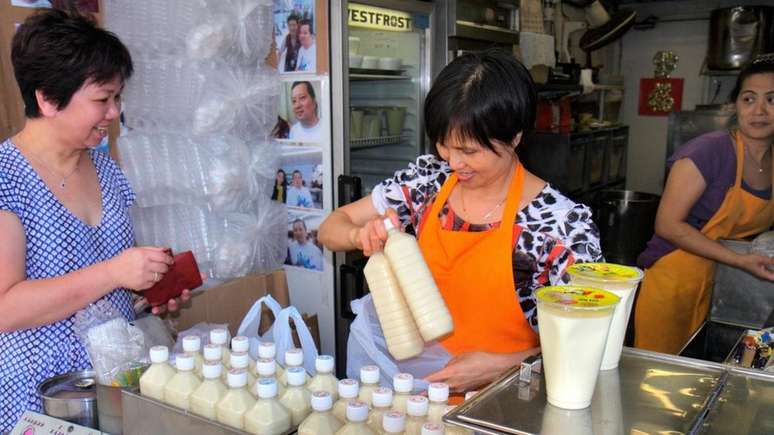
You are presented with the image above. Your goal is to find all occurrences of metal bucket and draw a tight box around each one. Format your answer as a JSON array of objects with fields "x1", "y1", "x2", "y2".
[
  {"x1": 591, "y1": 190, "x2": 660, "y2": 266},
  {"x1": 707, "y1": 6, "x2": 774, "y2": 70},
  {"x1": 37, "y1": 369, "x2": 99, "y2": 429}
]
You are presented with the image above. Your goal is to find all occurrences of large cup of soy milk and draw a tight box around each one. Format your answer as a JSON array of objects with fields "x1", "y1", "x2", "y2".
[
  {"x1": 567, "y1": 263, "x2": 643, "y2": 370},
  {"x1": 536, "y1": 286, "x2": 619, "y2": 410}
]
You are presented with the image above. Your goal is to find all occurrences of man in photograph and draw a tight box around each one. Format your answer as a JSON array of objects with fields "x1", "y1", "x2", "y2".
[
  {"x1": 288, "y1": 219, "x2": 324, "y2": 271},
  {"x1": 278, "y1": 14, "x2": 300, "y2": 72},
  {"x1": 295, "y1": 19, "x2": 316, "y2": 72},
  {"x1": 288, "y1": 81, "x2": 322, "y2": 142},
  {"x1": 286, "y1": 170, "x2": 314, "y2": 208}
]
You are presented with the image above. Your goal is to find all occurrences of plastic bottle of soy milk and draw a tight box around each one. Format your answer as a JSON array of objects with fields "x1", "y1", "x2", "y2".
[
  {"x1": 363, "y1": 253, "x2": 425, "y2": 360},
  {"x1": 299, "y1": 391, "x2": 343, "y2": 435},
  {"x1": 182, "y1": 335, "x2": 205, "y2": 378},
  {"x1": 256, "y1": 357, "x2": 286, "y2": 399},
  {"x1": 244, "y1": 378, "x2": 292, "y2": 435},
  {"x1": 140, "y1": 345, "x2": 175, "y2": 401},
  {"x1": 210, "y1": 328, "x2": 230, "y2": 366},
  {"x1": 404, "y1": 396, "x2": 429, "y2": 435},
  {"x1": 358, "y1": 365, "x2": 380, "y2": 406},
  {"x1": 421, "y1": 422, "x2": 444, "y2": 435},
  {"x1": 391, "y1": 373, "x2": 413, "y2": 414},
  {"x1": 337, "y1": 400, "x2": 376, "y2": 435},
  {"x1": 258, "y1": 341, "x2": 285, "y2": 381},
  {"x1": 231, "y1": 336, "x2": 255, "y2": 373},
  {"x1": 308, "y1": 355, "x2": 339, "y2": 400},
  {"x1": 382, "y1": 218, "x2": 454, "y2": 342},
  {"x1": 163, "y1": 354, "x2": 201, "y2": 411},
  {"x1": 443, "y1": 406, "x2": 473, "y2": 435},
  {"x1": 381, "y1": 411, "x2": 406, "y2": 434},
  {"x1": 280, "y1": 366, "x2": 312, "y2": 425},
  {"x1": 280, "y1": 348, "x2": 311, "y2": 386},
  {"x1": 426, "y1": 383, "x2": 449, "y2": 423},
  {"x1": 217, "y1": 369, "x2": 256, "y2": 430},
  {"x1": 333, "y1": 379, "x2": 360, "y2": 422},
  {"x1": 190, "y1": 361, "x2": 228, "y2": 420},
  {"x1": 367, "y1": 387, "x2": 394, "y2": 432}
]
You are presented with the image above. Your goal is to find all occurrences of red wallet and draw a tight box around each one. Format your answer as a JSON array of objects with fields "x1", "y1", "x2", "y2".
[{"x1": 144, "y1": 250, "x2": 203, "y2": 306}]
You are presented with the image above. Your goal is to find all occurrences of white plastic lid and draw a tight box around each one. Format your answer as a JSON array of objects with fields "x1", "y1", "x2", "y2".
[
  {"x1": 360, "y1": 365, "x2": 380, "y2": 384},
  {"x1": 406, "y1": 395, "x2": 429, "y2": 417},
  {"x1": 203, "y1": 344, "x2": 222, "y2": 361},
  {"x1": 286, "y1": 367, "x2": 307, "y2": 386},
  {"x1": 182, "y1": 335, "x2": 201, "y2": 352},
  {"x1": 383, "y1": 218, "x2": 396, "y2": 232},
  {"x1": 210, "y1": 328, "x2": 228, "y2": 345},
  {"x1": 464, "y1": 391, "x2": 478, "y2": 401},
  {"x1": 311, "y1": 391, "x2": 333, "y2": 411},
  {"x1": 258, "y1": 341, "x2": 277, "y2": 359},
  {"x1": 256, "y1": 358, "x2": 276, "y2": 377},
  {"x1": 346, "y1": 400, "x2": 369, "y2": 422},
  {"x1": 202, "y1": 361, "x2": 222, "y2": 379},
  {"x1": 382, "y1": 411, "x2": 406, "y2": 433},
  {"x1": 421, "y1": 422, "x2": 445, "y2": 435},
  {"x1": 227, "y1": 368, "x2": 248, "y2": 388},
  {"x1": 149, "y1": 346, "x2": 169, "y2": 364},
  {"x1": 230, "y1": 351, "x2": 249, "y2": 369},
  {"x1": 338, "y1": 378, "x2": 359, "y2": 398},
  {"x1": 256, "y1": 378, "x2": 278, "y2": 399},
  {"x1": 372, "y1": 387, "x2": 393, "y2": 408},
  {"x1": 175, "y1": 354, "x2": 194, "y2": 371},
  {"x1": 428, "y1": 383, "x2": 450, "y2": 403},
  {"x1": 285, "y1": 348, "x2": 304, "y2": 367},
  {"x1": 393, "y1": 373, "x2": 414, "y2": 393},
  {"x1": 315, "y1": 355, "x2": 335, "y2": 373},
  {"x1": 231, "y1": 335, "x2": 249, "y2": 353}
]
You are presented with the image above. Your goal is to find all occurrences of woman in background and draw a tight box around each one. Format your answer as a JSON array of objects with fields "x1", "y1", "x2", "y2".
[{"x1": 272, "y1": 169, "x2": 288, "y2": 203}]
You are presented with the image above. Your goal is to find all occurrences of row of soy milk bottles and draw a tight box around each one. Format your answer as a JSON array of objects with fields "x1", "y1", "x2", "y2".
[{"x1": 139, "y1": 329, "x2": 471, "y2": 434}]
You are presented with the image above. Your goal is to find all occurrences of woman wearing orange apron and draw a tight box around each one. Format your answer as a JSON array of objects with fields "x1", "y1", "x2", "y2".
[
  {"x1": 319, "y1": 50, "x2": 604, "y2": 391},
  {"x1": 635, "y1": 56, "x2": 774, "y2": 354}
]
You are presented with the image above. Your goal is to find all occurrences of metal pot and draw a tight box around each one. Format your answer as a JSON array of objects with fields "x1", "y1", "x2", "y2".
[
  {"x1": 591, "y1": 190, "x2": 660, "y2": 266},
  {"x1": 707, "y1": 6, "x2": 774, "y2": 71},
  {"x1": 37, "y1": 369, "x2": 99, "y2": 429}
]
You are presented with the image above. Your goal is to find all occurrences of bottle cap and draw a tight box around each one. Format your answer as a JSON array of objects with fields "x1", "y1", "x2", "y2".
[
  {"x1": 149, "y1": 346, "x2": 169, "y2": 364},
  {"x1": 286, "y1": 367, "x2": 307, "y2": 386},
  {"x1": 382, "y1": 411, "x2": 406, "y2": 433},
  {"x1": 182, "y1": 335, "x2": 201, "y2": 353},
  {"x1": 210, "y1": 328, "x2": 228, "y2": 345},
  {"x1": 285, "y1": 348, "x2": 304, "y2": 366},
  {"x1": 406, "y1": 395, "x2": 429, "y2": 416},
  {"x1": 383, "y1": 218, "x2": 396, "y2": 232},
  {"x1": 230, "y1": 351, "x2": 249, "y2": 369},
  {"x1": 345, "y1": 400, "x2": 369, "y2": 422},
  {"x1": 372, "y1": 387, "x2": 393, "y2": 408},
  {"x1": 256, "y1": 378, "x2": 278, "y2": 398},
  {"x1": 393, "y1": 373, "x2": 413, "y2": 393},
  {"x1": 231, "y1": 335, "x2": 249, "y2": 353},
  {"x1": 315, "y1": 355, "x2": 335, "y2": 373},
  {"x1": 227, "y1": 368, "x2": 248, "y2": 388},
  {"x1": 256, "y1": 358, "x2": 276, "y2": 377},
  {"x1": 311, "y1": 391, "x2": 333, "y2": 411},
  {"x1": 338, "y1": 378, "x2": 359, "y2": 398},
  {"x1": 428, "y1": 382, "x2": 450, "y2": 403},
  {"x1": 203, "y1": 343, "x2": 222, "y2": 362},
  {"x1": 421, "y1": 422, "x2": 445, "y2": 435},
  {"x1": 464, "y1": 391, "x2": 478, "y2": 401},
  {"x1": 202, "y1": 361, "x2": 222, "y2": 379},
  {"x1": 175, "y1": 354, "x2": 194, "y2": 371},
  {"x1": 258, "y1": 341, "x2": 277, "y2": 359},
  {"x1": 360, "y1": 365, "x2": 380, "y2": 384}
]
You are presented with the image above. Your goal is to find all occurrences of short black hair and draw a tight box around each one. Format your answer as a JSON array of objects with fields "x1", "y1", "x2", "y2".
[
  {"x1": 424, "y1": 48, "x2": 536, "y2": 155},
  {"x1": 11, "y1": 8, "x2": 133, "y2": 118},
  {"x1": 287, "y1": 14, "x2": 300, "y2": 24},
  {"x1": 730, "y1": 53, "x2": 774, "y2": 102},
  {"x1": 291, "y1": 81, "x2": 316, "y2": 101},
  {"x1": 299, "y1": 19, "x2": 314, "y2": 35},
  {"x1": 292, "y1": 219, "x2": 307, "y2": 231}
]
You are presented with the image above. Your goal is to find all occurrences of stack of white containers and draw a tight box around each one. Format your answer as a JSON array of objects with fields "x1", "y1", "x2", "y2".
[{"x1": 104, "y1": 0, "x2": 285, "y2": 281}]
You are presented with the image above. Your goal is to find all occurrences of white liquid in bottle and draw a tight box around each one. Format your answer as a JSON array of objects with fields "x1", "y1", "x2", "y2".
[
  {"x1": 443, "y1": 406, "x2": 473, "y2": 435},
  {"x1": 217, "y1": 369, "x2": 256, "y2": 430},
  {"x1": 227, "y1": 351, "x2": 256, "y2": 388},
  {"x1": 163, "y1": 354, "x2": 201, "y2": 411},
  {"x1": 333, "y1": 378, "x2": 360, "y2": 423},
  {"x1": 358, "y1": 365, "x2": 381, "y2": 406},
  {"x1": 210, "y1": 328, "x2": 231, "y2": 367},
  {"x1": 279, "y1": 366, "x2": 312, "y2": 425},
  {"x1": 421, "y1": 422, "x2": 444, "y2": 435},
  {"x1": 336, "y1": 400, "x2": 376, "y2": 435},
  {"x1": 426, "y1": 383, "x2": 449, "y2": 423},
  {"x1": 404, "y1": 396, "x2": 429, "y2": 435},
  {"x1": 258, "y1": 341, "x2": 285, "y2": 382},
  {"x1": 140, "y1": 345, "x2": 175, "y2": 402},
  {"x1": 299, "y1": 391, "x2": 343, "y2": 435},
  {"x1": 382, "y1": 218, "x2": 454, "y2": 342},
  {"x1": 280, "y1": 348, "x2": 311, "y2": 386},
  {"x1": 381, "y1": 411, "x2": 406, "y2": 434},
  {"x1": 256, "y1": 357, "x2": 286, "y2": 399},
  {"x1": 182, "y1": 335, "x2": 205, "y2": 379},
  {"x1": 232, "y1": 335, "x2": 255, "y2": 373},
  {"x1": 367, "y1": 387, "x2": 394, "y2": 432},
  {"x1": 308, "y1": 355, "x2": 339, "y2": 400},
  {"x1": 363, "y1": 253, "x2": 425, "y2": 360},
  {"x1": 190, "y1": 361, "x2": 228, "y2": 420},
  {"x1": 244, "y1": 378, "x2": 292, "y2": 435},
  {"x1": 391, "y1": 373, "x2": 413, "y2": 414}
]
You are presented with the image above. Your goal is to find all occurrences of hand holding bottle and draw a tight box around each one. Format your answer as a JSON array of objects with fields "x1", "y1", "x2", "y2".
[{"x1": 349, "y1": 208, "x2": 400, "y2": 256}]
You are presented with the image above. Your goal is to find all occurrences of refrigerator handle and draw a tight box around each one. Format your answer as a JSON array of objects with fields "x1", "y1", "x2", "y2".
[
  {"x1": 337, "y1": 175, "x2": 363, "y2": 207},
  {"x1": 339, "y1": 263, "x2": 366, "y2": 320}
]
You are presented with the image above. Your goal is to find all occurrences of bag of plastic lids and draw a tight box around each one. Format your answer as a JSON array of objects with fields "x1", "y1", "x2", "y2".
[
  {"x1": 347, "y1": 295, "x2": 451, "y2": 391},
  {"x1": 237, "y1": 294, "x2": 284, "y2": 360},
  {"x1": 273, "y1": 306, "x2": 319, "y2": 375},
  {"x1": 189, "y1": 0, "x2": 273, "y2": 65}
]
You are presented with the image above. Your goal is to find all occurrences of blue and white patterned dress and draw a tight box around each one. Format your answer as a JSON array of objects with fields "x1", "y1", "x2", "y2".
[{"x1": 0, "y1": 139, "x2": 136, "y2": 432}]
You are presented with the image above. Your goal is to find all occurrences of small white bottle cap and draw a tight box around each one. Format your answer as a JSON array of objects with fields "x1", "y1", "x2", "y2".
[
  {"x1": 315, "y1": 355, "x2": 335, "y2": 373},
  {"x1": 149, "y1": 346, "x2": 169, "y2": 364},
  {"x1": 382, "y1": 411, "x2": 406, "y2": 433},
  {"x1": 393, "y1": 373, "x2": 413, "y2": 393},
  {"x1": 210, "y1": 328, "x2": 228, "y2": 345},
  {"x1": 338, "y1": 378, "x2": 359, "y2": 398},
  {"x1": 383, "y1": 218, "x2": 396, "y2": 232},
  {"x1": 372, "y1": 387, "x2": 393, "y2": 408},
  {"x1": 285, "y1": 348, "x2": 304, "y2": 366},
  {"x1": 175, "y1": 354, "x2": 194, "y2": 371},
  {"x1": 182, "y1": 335, "x2": 201, "y2": 353},
  {"x1": 256, "y1": 378, "x2": 278, "y2": 399},
  {"x1": 227, "y1": 368, "x2": 248, "y2": 388},
  {"x1": 346, "y1": 400, "x2": 369, "y2": 422},
  {"x1": 258, "y1": 341, "x2": 277, "y2": 359},
  {"x1": 428, "y1": 382, "x2": 450, "y2": 403},
  {"x1": 203, "y1": 343, "x2": 222, "y2": 362},
  {"x1": 230, "y1": 351, "x2": 249, "y2": 369},
  {"x1": 311, "y1": 390, "x2": 333, "y2": 411},
  {"x1": 407, "y1": 395, "x2": 429, "y2": 417},
  {"x1": 231, "y1": 335, "x2": 249, "y2": 353},
  {"x1": 202, "y1": 361, "x2": 222, "y2": 379},
  {"x1": 464, "y1": 391, "x2": 478, "y2": 400},
  {"x1": 360, "y1": 365, "x2": 380, "y2": 384},
  {"x1": 421, "y1": 422, "x2": 445, "y2": 435},
  {"x1": 286, "y1": 367, "x2": 307, "y2": 386},
  {"x1": 256, "y1": 358, "x2": 276, "y2": 377}
]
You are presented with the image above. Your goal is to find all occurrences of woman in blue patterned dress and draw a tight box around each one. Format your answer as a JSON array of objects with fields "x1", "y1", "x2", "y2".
[{"x1": 0, "y1": 9, "x2": 185, "y2": 430}]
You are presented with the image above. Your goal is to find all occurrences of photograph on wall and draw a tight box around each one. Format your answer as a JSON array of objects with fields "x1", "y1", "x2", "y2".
[
  {"x1": 273, "y1": 145, "x2": 323, "y2": 209},
  {"x1": 285, "y1": 209, "x2": 325, "y2": 272},
  {"x1": 273, "y1": 0, "x2": 316, "y2": 73},
  {"x1": 272, "y1": 79, "x2": 324, "y2": 143}
]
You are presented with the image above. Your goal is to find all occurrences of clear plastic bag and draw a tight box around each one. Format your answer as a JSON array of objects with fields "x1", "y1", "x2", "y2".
[{"x1": 172, "y1": 322, "x2": 230, "y2": 354}]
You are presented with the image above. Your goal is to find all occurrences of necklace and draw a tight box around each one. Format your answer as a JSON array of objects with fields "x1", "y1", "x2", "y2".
[
  {"x1": 745, "y1": 143, "x2": 770, "y2": 174},
  {"x1": 460, "y1": 187, "x2": 507, "y2": 221},
  {"x1": 29, "y1": 152, "x2": 81, "y2": 189}
]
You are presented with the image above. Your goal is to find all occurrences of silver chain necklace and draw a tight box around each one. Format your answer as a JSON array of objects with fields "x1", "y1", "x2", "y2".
[
  {"x1": 29, "y1": 152, "x2": 81, "y2": 189},
  {"x1": 745, "y1": 144, "x2": 770, "y2": 174},
  {"x1": 461, "y1": 188, "x2": 507, "y2": 221}
]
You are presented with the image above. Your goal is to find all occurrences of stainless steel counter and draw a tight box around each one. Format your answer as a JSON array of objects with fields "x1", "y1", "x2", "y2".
[{"x1": 698, "y1": 367, "x2": 774, "y2": 435}]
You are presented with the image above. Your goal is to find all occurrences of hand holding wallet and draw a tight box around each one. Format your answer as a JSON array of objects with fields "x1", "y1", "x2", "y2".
[{"x1": 143, "y1": 250, "x2": 203, "y2": 307}]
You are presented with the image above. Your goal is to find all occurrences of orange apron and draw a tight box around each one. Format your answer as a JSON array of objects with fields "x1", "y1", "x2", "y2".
[
  {"x1": 634, "y1": 131, "x2": 774, "y2": 354},
  {"x1": 417, "y1": 162, "x2": 539, "y2": 355}
]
